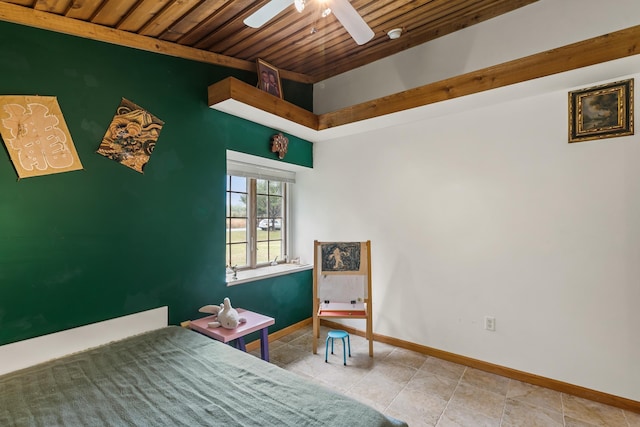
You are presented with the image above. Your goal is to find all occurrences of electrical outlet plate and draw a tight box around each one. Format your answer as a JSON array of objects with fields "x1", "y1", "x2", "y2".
[{"x1": 484, "y1": 316, "x2": 496, "y2": 331}]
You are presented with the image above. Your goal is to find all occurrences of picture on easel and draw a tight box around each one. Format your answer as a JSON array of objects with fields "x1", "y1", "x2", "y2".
[{"x1": 320, "y1": 242, "x2": 363, "y2": 273}]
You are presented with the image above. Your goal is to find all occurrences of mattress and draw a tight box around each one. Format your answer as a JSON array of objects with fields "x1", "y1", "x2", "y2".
[{"x1": 0, "y1": 326, "x2": 407, "y2": 427}]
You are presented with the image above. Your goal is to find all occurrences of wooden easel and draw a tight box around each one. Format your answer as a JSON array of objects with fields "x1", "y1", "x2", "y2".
[{"x1": 312, "y1": 240, "x2": 373, "y2": 357}]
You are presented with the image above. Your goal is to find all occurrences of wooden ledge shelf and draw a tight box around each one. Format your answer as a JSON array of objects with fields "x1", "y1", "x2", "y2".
[{"x1": 208, "y1": 77, "x2": 319, "y2": 141}]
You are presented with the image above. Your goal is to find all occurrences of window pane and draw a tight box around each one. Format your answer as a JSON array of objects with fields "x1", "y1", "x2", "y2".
[
  {"x1": 268, "y1": 197, "x2": 283, "y2": 218},
  {"x1": 269, "y1": 181, "x2": 283, "y2": 196},
  {"x1": 229, "y1": 243, "x2": 247, "y2": 267},
  {"x1": 230, "y1": 176, "x2": 247, "y2": 192},
  {"x1": 229, "y1": 227, "x2": 246, "y2": 243},
  {"x1": 256, "y1": 194, "x2": 268, "y2": 219},
  {"x1": 268, "y1": 228, "x2": 282, "y2": 240},
  {"x1": 256, "y1": 240, "x2": 269, "y2": 264},
  {"x1": 269, "y1": 240, "x2": 282, "y2": 261},
  {"x1": 257, "y1": 179, "x2": 269, "y2": 194},
  {"x1": 230, "y1": 192, "x2": 246, "y2": 217}
]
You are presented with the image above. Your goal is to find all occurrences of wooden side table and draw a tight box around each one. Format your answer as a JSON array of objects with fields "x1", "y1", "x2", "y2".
[{"x1": 188, "y1": 308, "x2": 275, "y2": 362}]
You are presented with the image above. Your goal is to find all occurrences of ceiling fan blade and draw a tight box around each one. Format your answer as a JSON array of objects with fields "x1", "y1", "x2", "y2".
[
  {"x1": 330, "y1": 0, "x2": 374, "y2": 45},
  {"x1": 244, "y1": 0, "x2": 294, "y2": 28}
]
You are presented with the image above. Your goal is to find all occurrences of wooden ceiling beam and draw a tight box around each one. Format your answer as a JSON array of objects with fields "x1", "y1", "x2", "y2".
[{"x1": 0, "y1": 1, "x2": 314, "y2": 84}]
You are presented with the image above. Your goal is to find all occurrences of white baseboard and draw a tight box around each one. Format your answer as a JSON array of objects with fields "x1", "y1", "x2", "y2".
[{"x1": 0, "y1": 307, "x2": 168, "y2": 376}]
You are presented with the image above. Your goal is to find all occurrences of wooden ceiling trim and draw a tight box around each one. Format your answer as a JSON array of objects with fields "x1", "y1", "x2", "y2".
[
  {"x1": 116, "y1": 0, "x2": 173, "y2": 32},
  {"x1": 91, "y1": 0, "x2": 137, "y2": 27},
  {"x1": 224, "y1": 6, "x2": 319, "y2": 59},
  {"x1": 64, "y1": 0, "x2": 103, "y2": 21},
  {"x1": 194, "y1": 12, "x2": 256, "y2": 50},
  {"x1": 242, "y1": 28, "x2": 321, "y2": 68},
  {"x1": 269, "y1": 14, "x2": 370, "y2": 72},
  {"x1": 174, "y1": 0, "x2": 250, "y2": 46},
  {"x1": 200, "y1": 5, "x2": 298, "y2": 53},
  {"x1": 137, "y1": 0, "x2": 199, "y2": 37},
  {"x1": 158, "y1": 0, "x2": 228, "y2": 43},
  {"x1": 34, "y1": 0, "x2": 69, "y2": 14},
  {"x1": 367, "y1": 0, "x2": 431, "y2": 34},
  {"x1": 318, "y1": 24, "x2": 640, "y2": 129},
  {"x1": 180, "y1": 1, "x2": 257, "y2": 48},
  {"x1": 396, "y1": 0, "x2": 487, "y2": 33}
]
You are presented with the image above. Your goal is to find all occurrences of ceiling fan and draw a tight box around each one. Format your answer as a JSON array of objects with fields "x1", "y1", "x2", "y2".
[{"x1": 244, "y1": 0, "x2": 375, "y2": 45}]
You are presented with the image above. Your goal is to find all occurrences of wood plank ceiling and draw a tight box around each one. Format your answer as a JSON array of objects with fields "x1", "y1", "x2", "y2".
[{"x1": 0, "y1": 0, "x2": 537, "y2": 83}]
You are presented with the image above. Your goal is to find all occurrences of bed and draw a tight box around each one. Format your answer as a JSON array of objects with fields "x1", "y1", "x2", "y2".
[{"x1": 0, "y1": 326, "x2": 407, "y2": 426}]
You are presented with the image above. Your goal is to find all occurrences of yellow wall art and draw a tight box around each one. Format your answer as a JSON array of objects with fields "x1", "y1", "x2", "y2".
[{"x1": 0, "y1": 96, "x2": 83, "y2": 179}]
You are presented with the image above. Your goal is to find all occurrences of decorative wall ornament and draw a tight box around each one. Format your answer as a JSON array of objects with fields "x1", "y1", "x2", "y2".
[
  {"x1": 569, "y1": 78, "x2": 634, "y2": 143},
  {"x1": 0, "y1": 95, "x2": 83, "y2": 179},
  {"x1": 271, "y1": 132, "x2": 288, "y2": 159},
  {"x1": 97, "y1": 98, "x2": 164, "y2": 173}
]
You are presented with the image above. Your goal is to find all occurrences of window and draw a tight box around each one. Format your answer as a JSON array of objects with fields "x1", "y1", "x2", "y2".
[
  {"x1": 225, "y1": 176, "x2": 286, "y2": 269},
  {"x1": 225, "y1": 155, "x2": 295, "y2": 272}
]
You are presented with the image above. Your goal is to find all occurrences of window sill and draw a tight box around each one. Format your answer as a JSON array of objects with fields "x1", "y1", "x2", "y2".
[{"x1": 226, "y1": 263, "x2": 313, "y2": 286}]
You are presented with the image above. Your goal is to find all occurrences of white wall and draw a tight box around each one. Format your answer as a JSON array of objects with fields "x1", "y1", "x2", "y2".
[
  {"x1": 294, "y1": 71, "x2": 640, "y2": 400},
  {"x1": 293, "y1": 0, "x2": 640, "y2": 400},
  {"x1": 314, "y1": 0, "x2": 640, "y2": 113}
]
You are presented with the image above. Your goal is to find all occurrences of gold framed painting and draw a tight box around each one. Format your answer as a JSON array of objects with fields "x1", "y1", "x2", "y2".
[
  {"x1": 568, "y1": 78, "x2": 634, "y2": 143},
  {"x1": 256, "y1": 59, "x2": 283, "y2": 99}
]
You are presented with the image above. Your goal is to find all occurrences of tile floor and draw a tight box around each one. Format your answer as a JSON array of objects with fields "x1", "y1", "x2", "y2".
[{"x1": 251, "y1": 325, "x2": 640, "y2": 427}]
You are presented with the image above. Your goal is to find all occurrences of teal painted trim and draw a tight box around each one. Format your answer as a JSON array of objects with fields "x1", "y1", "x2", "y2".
[{"x1": 0, "y1": 21, "x2": 313, "y2": 346}]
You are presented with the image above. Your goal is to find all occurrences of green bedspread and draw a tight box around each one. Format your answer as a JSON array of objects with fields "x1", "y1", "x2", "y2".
[{"x1": 0, "y1": 326, "x2": 407, "y2": 427}]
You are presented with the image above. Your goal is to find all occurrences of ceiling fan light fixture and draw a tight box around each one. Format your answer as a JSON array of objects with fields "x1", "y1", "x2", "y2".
[
  {"x1": 294, "y1": 0, "x2": 306, "y2": 12},
  {"x1": 387, "y1": 28, "x2": 403, "y2": 39}
]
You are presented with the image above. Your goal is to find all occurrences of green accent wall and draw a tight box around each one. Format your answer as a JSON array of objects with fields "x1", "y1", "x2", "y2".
[{"x1": 0, "y1": 21, "x2": 313, "y2": 346}]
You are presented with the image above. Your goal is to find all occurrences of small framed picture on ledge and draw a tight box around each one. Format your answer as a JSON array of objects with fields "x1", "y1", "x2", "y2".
[
  {"x1": 568, "y1": 78, "x2": 634, "y2": 143},
  {"x1": 256, "y1": 59, "x2": 283, "y2": 99}
]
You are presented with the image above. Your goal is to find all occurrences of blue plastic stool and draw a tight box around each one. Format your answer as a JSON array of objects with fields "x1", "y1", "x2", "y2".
[{"x1": 325, "y1": 330, "x2": 351, "y2": 365}]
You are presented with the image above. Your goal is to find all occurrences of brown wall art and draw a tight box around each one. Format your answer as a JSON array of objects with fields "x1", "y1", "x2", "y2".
[{"x1": 97, "y1": 98, "x2": 164, "y2": 173}]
